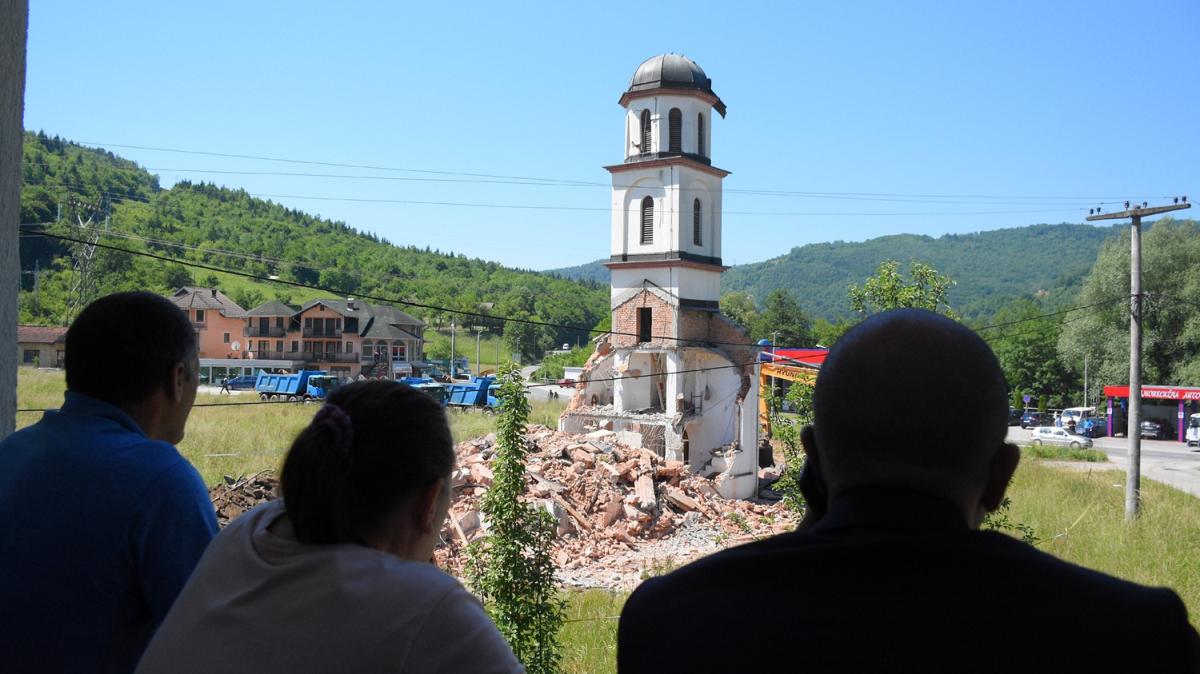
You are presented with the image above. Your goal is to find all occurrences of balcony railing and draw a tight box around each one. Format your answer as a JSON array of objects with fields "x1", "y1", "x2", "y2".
[
  {"x1": 310, "y1": 352, "x2": 358, "y2": 364},
  {"x1": 361, "y1": 354, "x2": 409, "y2": 364},
  {"x1": 244, "y1": 326, "x2": 286, "y2": 338},
  {"x1": 249, "y1": 350, "x2": 286, "y2": 360},
  {"x1": 192, "y1": 321, "x2": 207, "y2": 330},
  {"x1": 283, "y1": 351, "x2": 307, "y2": 360},
  {"x1": 302, "y1": 327, "x2": 344, "y2": 338}
]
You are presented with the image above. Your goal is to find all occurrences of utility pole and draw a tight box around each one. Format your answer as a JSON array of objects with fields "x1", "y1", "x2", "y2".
[
  {"x1": 1083, "y1": 355, "x2": 1088, "y2": 408},
  {"x1": 449, "y1": 319, "x2": 457, "y2": 379},
  {"x1": 474, "y1": 327, "x2": 485, "y2": 374},
  {"x1": 1087, "y1": 198, "x2": 1190, "y2": 521}
]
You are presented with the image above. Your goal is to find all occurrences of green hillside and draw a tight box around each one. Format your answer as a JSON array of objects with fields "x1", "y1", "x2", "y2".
[
  {"x1": 547, "y1": 224, "x2": 1122, "y2": 320},
  {"x1": 18, "y1": 131, "x2": 608, "y2": 353}
]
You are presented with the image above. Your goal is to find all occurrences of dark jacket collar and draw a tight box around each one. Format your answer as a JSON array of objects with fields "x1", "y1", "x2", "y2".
[
  {"x1": 58, "y1": 391, "x2": 148, "y2": 438},
  {"x1": 809, "y1": 486, "x2": 970, "y2": 536}
]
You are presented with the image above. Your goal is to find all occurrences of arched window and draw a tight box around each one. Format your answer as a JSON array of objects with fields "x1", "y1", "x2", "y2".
[
  {"x1": 697, "y1": 113, "x2": 705, "y2": 156},
  {"x1": 640, "y1": 196, "x2": 654, "y2": 244},
  {"x1": 639, "y1": 110, "x2": 652, "y2": 154},
  {"x1": 693, "y1": 199, "x2": 702, "y2": 246},
  {"x1": 668, "y1": 108, "x2": 682, "y2": 153}
]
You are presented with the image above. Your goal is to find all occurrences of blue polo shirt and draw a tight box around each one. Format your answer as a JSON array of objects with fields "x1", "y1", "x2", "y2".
[{"x1": 0, "y1": 392, "x2": 218, "y2": 673}]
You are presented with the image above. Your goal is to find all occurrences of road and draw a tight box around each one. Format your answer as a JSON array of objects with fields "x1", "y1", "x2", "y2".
[
  {"x1": 1007, "y1": 426, "x2": 1200, "y2": 498},
  {"x1": 520, "y1": 365, "x2": 577, "y2": 403}
]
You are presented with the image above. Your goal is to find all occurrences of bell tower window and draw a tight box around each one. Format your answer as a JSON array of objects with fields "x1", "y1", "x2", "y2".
[
  {"x1": 693, "y1": 199, "x2": 702, "y2": 246},
  {"x1": 639, "y1": 110, "x2": 652, "y2": 155},
  {"x1": 640, "y1": 197, "x2": 654, "y2": 244},
  {"x1": 668, "y1": 108, "x2": 682, "y2": 153},
  {"x1": 697, "y1": 113, "x2": 705, "y2": 156}
]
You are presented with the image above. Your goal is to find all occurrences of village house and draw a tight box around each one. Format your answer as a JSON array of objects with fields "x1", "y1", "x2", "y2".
[
  {"x1": 169, "y1": 287, "x2": 249, "y2": 360},
  {"x1": 560, "y1": 54, "x2": 761, "y2": 499},
  {"x1": 16, "y1": 325, "x2": 67, "y2": 368},
  {"x1": 168, "y1": 288, "x2": 427, "y2": 383}
]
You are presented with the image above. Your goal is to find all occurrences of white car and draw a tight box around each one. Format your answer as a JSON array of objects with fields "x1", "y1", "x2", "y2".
[
  {"x1": 1187, "y1": 413, "x2": 1200, "y2": 448},
  {"x1": 1029, "y1": 426, "x2": 1093, "y2": 449}
]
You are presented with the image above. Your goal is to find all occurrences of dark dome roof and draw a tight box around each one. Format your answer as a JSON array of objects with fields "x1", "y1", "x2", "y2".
[{"x1": 624, "y1": 54, "x2": 726, "y2": 116}]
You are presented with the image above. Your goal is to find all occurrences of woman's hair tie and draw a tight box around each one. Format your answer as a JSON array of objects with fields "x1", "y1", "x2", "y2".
[{"x1": 312, "y1": 403, "x2": 354, "y2": 455}]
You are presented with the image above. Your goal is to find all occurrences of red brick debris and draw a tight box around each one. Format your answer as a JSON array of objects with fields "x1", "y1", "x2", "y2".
[{"x1": 207, "y1": 426, "x2": 796, "y2": 590}]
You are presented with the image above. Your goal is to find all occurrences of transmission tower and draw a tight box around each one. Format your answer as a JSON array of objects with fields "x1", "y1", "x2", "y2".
[{"x1": 63, "y1": 195, "x2": 108, "y2": 325}]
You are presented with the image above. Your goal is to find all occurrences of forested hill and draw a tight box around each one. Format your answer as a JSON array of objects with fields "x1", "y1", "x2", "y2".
[
  {"x1": 18, "y1": 131, "x2": 608, "y2": 349},
  {"x1": 547, "y1": 224, "x2": 1122, "y2": 320}
]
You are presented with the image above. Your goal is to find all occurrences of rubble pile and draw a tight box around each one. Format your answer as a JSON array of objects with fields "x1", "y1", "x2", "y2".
[
  {"x1": 436, "y1": 425, "x2": 796, "y2": 589},
  {"x1": 205, "y1": 427, "x2": 795, "y2": 590},
  {"x1": 208, "y1": 470, "x2": 279, "y2": 526}
]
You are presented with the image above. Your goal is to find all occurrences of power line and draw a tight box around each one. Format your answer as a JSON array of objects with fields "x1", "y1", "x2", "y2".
[
  {"x1": 20, "y1": 228, "x2": 1127, "y2": 352},
  {"x1": 25, "y1": 178, "x2": 1093, "y2": 218},
  {"x1": 64, "y1": 140, "x2": 1176, "y2": 204},
  {"x1": 27, "y1": 161, "x2": 1154, "y2": 207}
]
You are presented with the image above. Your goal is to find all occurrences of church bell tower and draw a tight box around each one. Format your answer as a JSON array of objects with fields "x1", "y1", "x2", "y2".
[{"x1": 606, "y1": 53, "x2": 729, "y2": 344}]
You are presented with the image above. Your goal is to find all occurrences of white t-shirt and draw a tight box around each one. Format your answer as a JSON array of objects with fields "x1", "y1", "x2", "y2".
[{"x1": 136, "y1": 500, "x2": 523, "y2": 674}]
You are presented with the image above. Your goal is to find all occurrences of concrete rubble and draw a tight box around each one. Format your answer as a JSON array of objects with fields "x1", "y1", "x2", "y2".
[{"x1": 207, "y1": 425, "x2": 795, "y2": 591}]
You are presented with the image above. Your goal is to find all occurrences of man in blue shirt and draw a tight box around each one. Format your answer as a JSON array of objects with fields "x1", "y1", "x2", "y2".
[{"x1": 0, "y1": 292, "x2": 218, "y2": 673}]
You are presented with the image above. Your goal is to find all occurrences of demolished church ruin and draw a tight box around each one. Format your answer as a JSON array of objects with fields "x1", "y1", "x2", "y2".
[{"x1": 560, "y1": 54, "x2": 761, "y2": 499}]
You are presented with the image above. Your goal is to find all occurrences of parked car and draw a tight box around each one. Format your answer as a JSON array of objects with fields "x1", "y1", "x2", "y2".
[
  {"x1": 1020, "y1": 410, "x2": 1045, "y2": 429},
  {"x1": 1029, "y1": 426, "x2": 1093, "y2": 449},
  {"x1": 1187, "y1": 413, "x2": 1200, "y2": 447},
  {"x1": 224, "y1": 374, "x2": 258, "y2": 390},
  {"x1": 1139, "y1": 419, "x2": 1169, "y2": 440},
  {"x1": 1007, "y1": 407, "x2": 1023, "y2": 426}
]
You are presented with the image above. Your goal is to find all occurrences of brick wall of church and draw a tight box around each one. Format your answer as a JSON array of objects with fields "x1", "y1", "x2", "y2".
[{"x1": 611, "y1": 290, "x2": 674, "y2": 348}]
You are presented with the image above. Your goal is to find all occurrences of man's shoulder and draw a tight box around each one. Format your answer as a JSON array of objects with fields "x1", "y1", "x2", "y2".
[{"x1": 628, "y1": 527, "x2": 1183, "y2": 612}]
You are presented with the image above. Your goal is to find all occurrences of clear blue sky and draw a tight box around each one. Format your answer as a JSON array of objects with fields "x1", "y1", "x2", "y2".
[{"x1": 22, "y1": 1, "x2": 1199, "y2": 270}]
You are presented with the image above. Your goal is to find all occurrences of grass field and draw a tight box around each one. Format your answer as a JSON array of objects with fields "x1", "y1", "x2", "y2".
[{"x1": 14, "y1": 368, "x2": 1200, "y2": 668}]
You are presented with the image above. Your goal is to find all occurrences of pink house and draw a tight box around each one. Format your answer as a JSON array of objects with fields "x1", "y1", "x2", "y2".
[{"x1": 169, "y1": 287, "x2": 249, "y2": 359}]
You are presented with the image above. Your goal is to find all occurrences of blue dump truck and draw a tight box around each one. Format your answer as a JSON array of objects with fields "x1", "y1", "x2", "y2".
[
  {"x1": 445, "y1": 375, "x2": 499, "y2": 414},
  {"x1": 255, "y1": 370, "x2": 340, "y2": 402},
  {"x1": 398, "y1": 376, "x2": 449, "y2": 405}
]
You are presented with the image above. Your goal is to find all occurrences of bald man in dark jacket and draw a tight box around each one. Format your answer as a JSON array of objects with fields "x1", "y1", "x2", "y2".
[{"x1": 618, "y1": 309, "x2": 1199, "y2": 673}]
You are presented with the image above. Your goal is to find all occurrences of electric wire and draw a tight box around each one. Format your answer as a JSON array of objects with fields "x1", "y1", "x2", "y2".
[
  {"x1": 18, "y1": 227, "x2": 1133, "y2": 350},
  {"x1": 63, "y1": 140, "x2": 1177, "y2": 204}
]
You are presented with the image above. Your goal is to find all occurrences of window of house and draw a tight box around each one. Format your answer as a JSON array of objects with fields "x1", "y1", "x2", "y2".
[
  {"x1": 639, "y1": 110, "x2": 651, "y2": 154},
  {"x1": 276, "y1": 340, "x2": 284, "y2": 352},
  {"x1": 668, "y1": 108, "x2": 682, "y2": 153},
  {"x1": 259, "y1": 341, "x2": 268, "y2": 353},
  {"x1": 697, "y1": 113, "x2": 705, "y2": 156},
  {"x1": 291, "y1": 340, "x2": 299, "y2": 353},
  {"x1": 640, "y1": 197, "x2": 654, "y2": 244},
  {"x1": 637, "y1": 308, "x2": 653, "y2": 343},
  {"x1": 693, "y1": 199, "x2": 703, "y2": 246},
  {"x1": 394, "y1": 344, "x2": 407, "y2": 361},
  {"x1": 223, "y1": 332, "x2": 230, "y2": 343},
  {"x1": 22, "y1": 349, "x2": 38, "y2": 364},
  {"x1": 195, "y1": 309, "x2": 205, "y2": 322},
  {"x1": 345, "y1": 341, "x2": 353, "y2": 353},
  {"x1": 275, "y1": 316, "x2": 284, "y2": 328}
]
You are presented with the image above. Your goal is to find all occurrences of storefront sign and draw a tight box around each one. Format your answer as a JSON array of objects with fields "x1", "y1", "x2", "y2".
[{"x1": 1103, "y1": 384, "x2": 1200, "y2": 401}]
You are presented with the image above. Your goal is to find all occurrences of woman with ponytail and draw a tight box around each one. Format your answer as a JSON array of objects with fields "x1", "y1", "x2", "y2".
[{"x1": 137, "y1": 380, "x2": 522, "y2": 673}]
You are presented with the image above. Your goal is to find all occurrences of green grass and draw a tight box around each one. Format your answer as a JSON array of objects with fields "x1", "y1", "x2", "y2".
[
  {"x1": 1021, "y1": 444, "x2": 1108, "y2": 462},
  {"x1": 561, "y1": 590, "x2": 626, "y2": 674},
  {"x1": 1008, "y1": 459, "x2": 1200, "y2": 630}
]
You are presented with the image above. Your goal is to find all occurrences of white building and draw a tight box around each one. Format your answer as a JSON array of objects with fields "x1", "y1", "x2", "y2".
[{"x1": 561, "y1": 54, "x2": 760, "y2": 499}]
